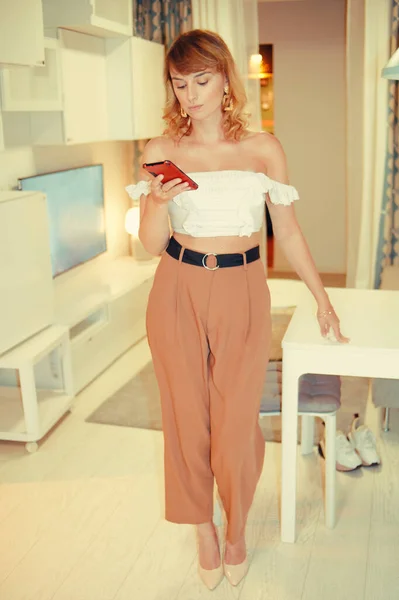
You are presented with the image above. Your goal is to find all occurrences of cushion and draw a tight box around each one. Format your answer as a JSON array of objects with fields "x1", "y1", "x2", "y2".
[{"x1": 260, "y1": 361, "x2": 341, "y2": 414}]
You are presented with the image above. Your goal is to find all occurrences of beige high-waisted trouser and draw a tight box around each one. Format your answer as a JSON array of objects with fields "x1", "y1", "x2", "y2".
[{"x1": 146, "y1": 236, "x2": 272, "y2": 544}]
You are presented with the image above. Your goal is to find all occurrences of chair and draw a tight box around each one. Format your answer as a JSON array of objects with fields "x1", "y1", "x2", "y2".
[
  {"x1": 372, "y1": 378, "x2": 399, "y2": 432},
  {"x1": 213, "y1": 363, "x2": 341, "y2": 530}
]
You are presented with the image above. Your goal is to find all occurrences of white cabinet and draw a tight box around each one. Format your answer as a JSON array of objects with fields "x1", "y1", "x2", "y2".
[
  {"x1": 0, "y1": 191, "x2": 54, "y2": 356},
  {"x1": 1, "y1": 31, "x2": 108, "y2": 146},
  {"x1": 59, "y1": 29, "x2": 108, "y2": 144},
  {"x1": 0, "y1": 112, "x2": 4, "y2": 151},
  {"x1": 0, "y1": 0, "x2": 45, "y2": 67},
  {"x1": 106, "y1": 36, "x2": 166, "y2": 141},
  {"x1": 42, "y1": 0, "x2": 133, "y2": 38},
  {"x1": 0, "y1": 39, "x2": 62, "y2": 112}
]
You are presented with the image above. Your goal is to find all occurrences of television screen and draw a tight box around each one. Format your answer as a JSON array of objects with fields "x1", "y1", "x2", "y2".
[{"x1": 19, "y1": 165, "x2": 107, "y2": 278}]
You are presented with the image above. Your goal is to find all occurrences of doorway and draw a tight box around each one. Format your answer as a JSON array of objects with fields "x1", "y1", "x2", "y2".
[{"x1": 258, "y1": 43, "x2": 274, "y2": 268}]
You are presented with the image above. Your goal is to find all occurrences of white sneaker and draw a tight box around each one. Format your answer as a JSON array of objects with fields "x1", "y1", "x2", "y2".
[
  {"x1": 348, "y1": 414, "x2": 381, "y2": 467},
  {"x1": 319, "y1": 430, "x2": 362, "y2": 472}
]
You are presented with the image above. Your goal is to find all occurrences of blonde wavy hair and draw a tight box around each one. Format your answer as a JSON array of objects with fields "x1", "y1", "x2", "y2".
[{"x1": 163, "y1": 29, "x2": 249, "y2": 142}]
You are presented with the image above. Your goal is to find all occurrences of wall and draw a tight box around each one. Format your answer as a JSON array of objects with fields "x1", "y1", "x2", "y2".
[
  {"x1": 258, "y1": 0, "x2": 346, "y2": 273},
  {"x1": 345, "y1": 0, "x2": 364, "y2": 287},
  {"x1": 0, "y1": 141, "x2": 133, "y2": 261}
]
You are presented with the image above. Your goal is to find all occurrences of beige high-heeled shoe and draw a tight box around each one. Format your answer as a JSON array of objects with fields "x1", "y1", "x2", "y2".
[
  {"x1": 223, "y1": 538, "x2": 249, "y2": 586},
  {"x1": 223, "y1": 557, "x2": 249, "y2": 586},
  {"x1": 196, "y1": 525, "x2": 224, "y2": 590}
]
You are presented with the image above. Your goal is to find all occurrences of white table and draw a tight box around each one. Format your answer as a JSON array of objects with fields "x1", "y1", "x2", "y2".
[{"x1": 281, "y1": 287, "x2": 399, "y2": 543}]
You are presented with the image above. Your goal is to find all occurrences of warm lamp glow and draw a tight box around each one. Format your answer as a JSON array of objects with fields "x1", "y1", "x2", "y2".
[
  {"x1": 125, "y1": 206, "x2": 140, "y2": 237},
  {"x1": 248, "y1": 52, "x2": 272, "y2": 80},
  {"x1": 250, "y1": 53, "x2": 262, "y2": 65}
]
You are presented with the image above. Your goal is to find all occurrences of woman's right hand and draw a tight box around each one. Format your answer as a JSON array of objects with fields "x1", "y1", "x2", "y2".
[{"x1": 150, "y1": 174, "x2": 190, "y2": 205}]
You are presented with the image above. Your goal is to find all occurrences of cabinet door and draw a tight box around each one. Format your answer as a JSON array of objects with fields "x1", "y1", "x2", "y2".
[
  {"x1": 131, "y1": 37, "x2": 166, "y2": 140},
  {"x1": 0, "y1": 0, "x2": 45, "y2": 67},
  {"x1": 0, "y1": 39, "x2": 62, "y2": 112},
  {"x1": 0, "y1": 192, "x2": 54, "y2": 355},
  {"x1": 60, "y1": 30, "x2": 108, "y2": 144}
]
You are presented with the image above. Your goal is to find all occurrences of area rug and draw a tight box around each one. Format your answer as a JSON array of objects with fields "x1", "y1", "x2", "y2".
[{"x1": 86, "y1": 308, "x2": 370, "y2": 443}]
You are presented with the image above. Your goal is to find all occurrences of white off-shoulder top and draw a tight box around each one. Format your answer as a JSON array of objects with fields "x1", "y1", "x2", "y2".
[{"x1": 126, "y1": 170, "x2": 299, "y2": 238}]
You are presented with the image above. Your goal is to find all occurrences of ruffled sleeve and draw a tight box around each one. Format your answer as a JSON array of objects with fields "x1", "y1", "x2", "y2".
[
  {"x1": 257, "y1": 173, "x2": 299, "y2": 206},
  {"x1": 125, "y1": 180, "x2": 151, "y2": 200}
]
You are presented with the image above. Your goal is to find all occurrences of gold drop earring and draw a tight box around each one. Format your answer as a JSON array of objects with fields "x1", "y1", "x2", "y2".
[
  {"x1": 180, "y1": 105, "x2": 191, "y2": 128},
  {"x1": 223, "y1": 85, "x2": 234, "y2": 112}
]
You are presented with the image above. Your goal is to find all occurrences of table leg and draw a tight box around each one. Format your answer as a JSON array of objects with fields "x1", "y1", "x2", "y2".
[
  {"x1": 324, "y1": 413, "x2": 336, "y2": 528},
  {"x1": 281, "y1": 361, "x2": 300, "y2": 543},
  {"x1": 19, "y1": 365, "x2": 40, "y2": 438}
]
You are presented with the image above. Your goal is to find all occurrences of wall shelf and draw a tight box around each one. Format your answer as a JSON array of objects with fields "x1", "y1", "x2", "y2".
[
  {"x1": 42, "y1": 0, "x2": 133, "y2": 38},
  {"x1": 1, "y1": 30, "x2": 108, "y2": 146},
  {"x1": 0, "y1": 38, "x2": 63, "y2": 112}
]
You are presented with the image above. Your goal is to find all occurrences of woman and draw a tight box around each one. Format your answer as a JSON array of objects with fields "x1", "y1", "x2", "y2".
[{"x1": 127, "y1": 29, "x2": 349, "y2": 590}]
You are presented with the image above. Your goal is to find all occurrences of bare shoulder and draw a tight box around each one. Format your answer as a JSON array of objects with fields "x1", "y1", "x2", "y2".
[
  {"x1": 244, "y1": 131, "x2": 289, "y2": 183},
  {"x1": 244, "y1": 130, "x2": 285, "y2": 157}
]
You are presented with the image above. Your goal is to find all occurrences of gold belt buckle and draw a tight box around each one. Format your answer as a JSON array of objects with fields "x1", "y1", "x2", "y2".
[{"x1": 202, "y1": 252, "x2": 219, "y2": 270}]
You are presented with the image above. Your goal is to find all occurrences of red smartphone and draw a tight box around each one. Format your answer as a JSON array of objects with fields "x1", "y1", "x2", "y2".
[{"x1": 143, "y1": 160, "x2": 198, "y2": 190}]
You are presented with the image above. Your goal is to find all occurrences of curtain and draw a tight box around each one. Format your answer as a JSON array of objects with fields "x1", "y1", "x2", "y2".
[
  {"x1": 134, "y1": 0, "x2": 192, "y2": 46},
  {"x1": 374, "y1": 0, "x2": 399, "y2": 287},
  {"x1": 346, "y1": 0, "x2": 390, "y2": 288}
]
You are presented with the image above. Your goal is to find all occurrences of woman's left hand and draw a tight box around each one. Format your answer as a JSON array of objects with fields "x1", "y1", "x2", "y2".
[{"x1": 316, "y1": 305, "x2": 350, "y2": 343}]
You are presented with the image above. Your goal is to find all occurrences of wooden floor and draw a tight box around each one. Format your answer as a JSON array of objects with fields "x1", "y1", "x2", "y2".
[{"x1": 0, "y1": 338, "x2": 398, "y2": 600}]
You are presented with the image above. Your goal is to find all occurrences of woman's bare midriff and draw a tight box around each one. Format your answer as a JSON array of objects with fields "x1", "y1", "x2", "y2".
[{"x1": 172, "y1": 231, "x2": 262, "y2": 254}]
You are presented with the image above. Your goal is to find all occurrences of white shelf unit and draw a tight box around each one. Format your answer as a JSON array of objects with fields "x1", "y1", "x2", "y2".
[
  {"x1": 0, "y1": 38, "x2": 63, "y2": 112},
  {"x1": 42, "y1": 0, "x2": 133, "y2": 38},
  {"x1": 0, "y1": 326, "x2": 73, "y2": 452},
  {"x1": 0, "y1": 0, "x2": 45, "y2": 67},
  {"x1": 1, "y1": 30, "x2": 108, "y2": 146},
  {"x1": 106, "y1": 36, "x2": 166, "y2": 140},
  {"x1": 0, "y1": 191, "x2": 54, "y2": 356},
  {"x1": 55, "y1": 256, "x2": 159, "y2": 394}
]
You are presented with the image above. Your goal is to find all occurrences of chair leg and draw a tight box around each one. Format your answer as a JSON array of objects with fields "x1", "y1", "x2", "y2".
[
  {"x1": 383, "y1": 407, "x2": 390, "y2": 432},
  {"x1": 301, "y1": 415, "x2": 315, "y2": 455},
  {"x1": 324, "y1": 413, "x2": 336, "y2": 529}
]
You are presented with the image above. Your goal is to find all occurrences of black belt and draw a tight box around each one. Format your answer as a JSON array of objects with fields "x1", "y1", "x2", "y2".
[{"x1": 165, "y1": 236, "x2": 260, "y2": 270}]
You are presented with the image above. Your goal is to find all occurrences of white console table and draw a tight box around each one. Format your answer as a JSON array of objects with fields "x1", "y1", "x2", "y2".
[{"x1": 0, "y1": 325, "x2": 73, "y2": 452}]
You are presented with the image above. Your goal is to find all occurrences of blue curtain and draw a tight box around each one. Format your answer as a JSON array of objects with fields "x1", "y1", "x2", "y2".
[
  {"x1": 134, "y1": 0, "x2": 192, "y2": 47},
  {"x1": 374, "y1": 0, "x2": 399, "y2": 287}
]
